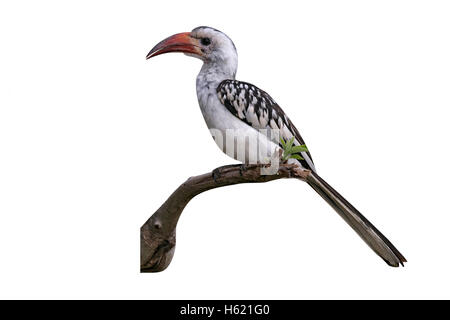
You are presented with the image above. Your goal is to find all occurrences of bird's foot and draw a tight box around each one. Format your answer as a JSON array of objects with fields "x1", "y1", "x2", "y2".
[
  {"x1": 212, "y1": 164, "x2": 255, "y2": 181},
  {"x1": 212, "y1": 168, "x2": 221, "y2": 183},
  {"x1": 212, "y1": 164, "x2": 250, "y2": 182},
  {"x1": 212, "y1": 164, "x2": 240, "y2": 182},
  {"x1": 239, "y1": 163, "x2": 248, "y2": 176}
]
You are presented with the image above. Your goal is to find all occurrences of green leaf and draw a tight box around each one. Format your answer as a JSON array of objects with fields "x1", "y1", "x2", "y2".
[
  {"x1": 280, "y1": 136, "x2": 286, "y2": 149},
  {"x1": 281, "y1": 148, "x2": 290, "y2": 161},
  {"x1": 289, "y1": 154, "x2": 304, "y2": 160},
  {"x1": 286, "y1": 137, "x2": 295, "y2": 149},
  {"x1": 290, "y1": 145, "x2": 308, "y2": 153},
  {"x1": 280, "y1": 138, "x2": 308, "y2": 162}
]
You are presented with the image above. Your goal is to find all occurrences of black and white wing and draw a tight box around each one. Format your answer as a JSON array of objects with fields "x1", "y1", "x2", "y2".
[{"x1": 217, "y1": 79, "x2": 316, "y2": 172}]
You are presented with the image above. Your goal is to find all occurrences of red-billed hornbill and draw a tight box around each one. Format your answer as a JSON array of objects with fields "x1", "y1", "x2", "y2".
[{"x1": 146, "y1": 26, "x2": 406, "y2": 267}]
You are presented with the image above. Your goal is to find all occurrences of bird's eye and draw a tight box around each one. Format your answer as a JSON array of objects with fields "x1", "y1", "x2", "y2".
[{"x1": 201, "y1": 37, "x2": 211, "y2": 46}]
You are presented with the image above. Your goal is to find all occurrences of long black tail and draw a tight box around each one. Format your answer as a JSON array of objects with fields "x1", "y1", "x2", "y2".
[{"x1": 306, "y1": 171, "x2": 406, "y2": 267}]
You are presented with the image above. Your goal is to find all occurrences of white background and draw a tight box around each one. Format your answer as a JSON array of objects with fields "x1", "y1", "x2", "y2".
[{"x1": 0, "y1": 0, "x2": 449, "y2": 299}]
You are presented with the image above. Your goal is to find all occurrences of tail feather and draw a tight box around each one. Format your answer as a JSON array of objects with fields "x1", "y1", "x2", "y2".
[{"x1": 306, "y1": 171, "x2": 406, "y2": 267}]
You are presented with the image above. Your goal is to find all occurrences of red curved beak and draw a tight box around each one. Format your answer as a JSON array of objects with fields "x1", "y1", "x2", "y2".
[{"x1": 146, "y1": 32, "x2": 202, "y2": 59}]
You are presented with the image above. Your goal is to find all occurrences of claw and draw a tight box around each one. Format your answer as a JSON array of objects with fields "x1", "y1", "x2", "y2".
[
  {"x1": 212, "y1": 168, "x2": 221, "y2": 183},
  {"x1": 277, "y1": 165, "x2": 291, "y2": 177},
  {"x1": 239, "y1": 164, "x2": 248, "y2": 176}
]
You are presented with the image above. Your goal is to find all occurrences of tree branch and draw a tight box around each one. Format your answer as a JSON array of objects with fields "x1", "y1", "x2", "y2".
[{"x1": 140, "y1": 163, "x2": 311, "y2": 273}]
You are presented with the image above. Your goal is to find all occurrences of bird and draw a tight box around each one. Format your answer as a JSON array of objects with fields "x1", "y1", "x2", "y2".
[{"x1": 146, "y1": 26, "x2": 406, "y2": 267}]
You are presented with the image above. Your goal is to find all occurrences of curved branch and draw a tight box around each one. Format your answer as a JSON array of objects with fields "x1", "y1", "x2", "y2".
[{"x1": 140, "y1": 163, "x2": 311, "y2": 272}]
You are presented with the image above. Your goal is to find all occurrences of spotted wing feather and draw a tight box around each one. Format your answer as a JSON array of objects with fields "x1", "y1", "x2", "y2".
[{"x1": 217, "y1": 80, "x2": 315, "y2": 171}]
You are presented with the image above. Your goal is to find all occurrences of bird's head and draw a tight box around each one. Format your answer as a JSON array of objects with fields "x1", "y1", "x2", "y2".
[{"x1": 146, "y1": 26, "x2": 238, "y2": 71}]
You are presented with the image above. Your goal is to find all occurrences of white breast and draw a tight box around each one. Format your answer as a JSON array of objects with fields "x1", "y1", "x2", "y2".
[{"x1": 196, "y1": 77, "x2": 280, "y2": 164}]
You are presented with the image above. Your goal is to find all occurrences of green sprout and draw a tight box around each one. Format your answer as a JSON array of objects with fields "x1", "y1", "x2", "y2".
[{"x1": 280, "y1": 136, "x2": 308, "y2": 161}]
